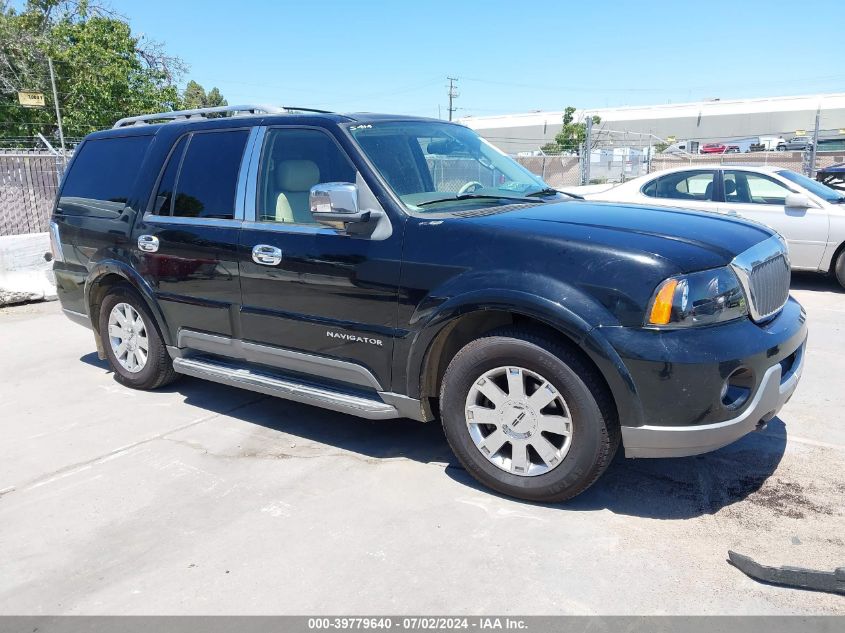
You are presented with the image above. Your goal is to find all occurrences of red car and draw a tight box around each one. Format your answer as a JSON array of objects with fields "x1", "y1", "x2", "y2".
[{"x1": 700, "y1": 143, "x2": 740, "y2": 154}]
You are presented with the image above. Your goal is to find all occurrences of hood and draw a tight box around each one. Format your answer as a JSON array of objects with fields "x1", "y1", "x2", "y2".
[{"x1": 467, "y1": 200, "x2": 773, "y2": 272}]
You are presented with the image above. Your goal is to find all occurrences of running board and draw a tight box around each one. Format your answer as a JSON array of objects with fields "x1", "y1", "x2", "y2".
[{"x1": 172, "y1": 357, "x2": 400, "y2": 420}]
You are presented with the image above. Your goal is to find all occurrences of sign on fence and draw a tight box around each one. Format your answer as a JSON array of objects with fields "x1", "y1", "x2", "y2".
[{"x1": 17, "y1": 91, "x2": 45, "y2": 108}]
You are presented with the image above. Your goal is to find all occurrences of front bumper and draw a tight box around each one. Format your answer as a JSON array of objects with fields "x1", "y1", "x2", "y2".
[
  {"x1": 621, "y1": 338, "x2": 804, "y2": 457},
  {"x1": 601, "y1": 296, "x2": 807, "y2": 458}
]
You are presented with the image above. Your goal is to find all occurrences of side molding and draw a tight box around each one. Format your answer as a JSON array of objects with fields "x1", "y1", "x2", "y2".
[{"x1": 178, "y1": 328, "x2": 384, "y2": 390}]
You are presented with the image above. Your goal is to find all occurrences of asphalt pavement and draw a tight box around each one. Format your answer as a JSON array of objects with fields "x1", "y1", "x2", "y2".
[{"x1": 0, "y1": 274, "x2": 843, "y2": 615}]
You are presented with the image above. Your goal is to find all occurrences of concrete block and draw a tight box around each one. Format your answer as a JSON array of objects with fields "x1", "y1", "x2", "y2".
[{"x1": 0, "y1": 232, "x2": 57, "y2": 306}]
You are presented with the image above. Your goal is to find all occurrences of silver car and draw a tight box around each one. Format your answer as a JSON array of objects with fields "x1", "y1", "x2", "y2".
[{"x1": 777, "y1": 136, "x2": 814, "y2": 151}]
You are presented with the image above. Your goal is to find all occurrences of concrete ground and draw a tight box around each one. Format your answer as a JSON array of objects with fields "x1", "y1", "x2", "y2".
[{"x1": 0, "y1": 275, "x2": 843, "y2": 615}]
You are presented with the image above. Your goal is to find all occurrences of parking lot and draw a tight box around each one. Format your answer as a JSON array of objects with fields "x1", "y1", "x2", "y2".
[{"x1": 0, "y1": 274, "x2": 843, "y2": 615}]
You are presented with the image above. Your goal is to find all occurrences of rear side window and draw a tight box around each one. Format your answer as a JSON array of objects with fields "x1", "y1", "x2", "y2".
[
  {"x1": 170, "y1": 130, "x2": 249, "y2": 219},
  {"x1": 642, "y1": 170, "x2": 715, "y2": 201},
  {"x1": 59, "y1": 136, "x2": 151, "y2": 216}
]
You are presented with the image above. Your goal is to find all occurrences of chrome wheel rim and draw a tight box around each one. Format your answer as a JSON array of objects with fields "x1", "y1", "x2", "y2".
[
  {"x1": 465, "y1": 366, "x2": 573, "y2": 477},
  {"x1": 107, "y1": 303, "x2": 149, "y2": 374}
]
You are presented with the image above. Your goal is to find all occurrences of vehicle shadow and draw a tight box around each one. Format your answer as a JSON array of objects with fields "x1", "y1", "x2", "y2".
[
  {"x1": 790, "y1": 271, "x2": 841, "y2": 292},
  {"x1": 82, "y1": 352, "x2": 788, "y2": 520},
  {"x1": 444, "y1": 420, "x2": 788, "y2": 519}
]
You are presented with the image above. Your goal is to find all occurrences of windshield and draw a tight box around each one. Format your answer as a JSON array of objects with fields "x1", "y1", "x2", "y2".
[
  {"x1": 777, "y1": 169, "x2": 845, "y2": 203},
  {"x1": 348, "y1": 121, "x2": 551, "y2": 211}
]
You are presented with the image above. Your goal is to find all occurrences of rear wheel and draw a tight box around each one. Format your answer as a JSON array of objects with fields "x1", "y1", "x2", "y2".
[
  {"x1": 439, "y1": 328, "x2": 619, "y2": 502},
  {"x1": 98, "y1": 286, "x2": 178, "y2": 390}
]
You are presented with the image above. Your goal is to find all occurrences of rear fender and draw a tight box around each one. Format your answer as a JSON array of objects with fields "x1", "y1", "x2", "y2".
[{"x1": 84, "y1": 259, "x2": 172, "y2": 347}]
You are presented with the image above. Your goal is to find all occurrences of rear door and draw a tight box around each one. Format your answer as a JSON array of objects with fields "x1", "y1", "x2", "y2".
[
  {"x1": 718, "y1": 169, "x2": 828, "y2": 270},
  {"x1": 639, "y1": 169, "x2": 719, "y2": 213},
  {"x1": 133, "y1": 128, "x2": 252, "y2": 341}
]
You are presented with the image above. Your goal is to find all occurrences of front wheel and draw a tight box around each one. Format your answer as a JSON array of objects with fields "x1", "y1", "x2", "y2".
[{"x1": 439, "y1": 328, "x2": 619, "y2": 502}]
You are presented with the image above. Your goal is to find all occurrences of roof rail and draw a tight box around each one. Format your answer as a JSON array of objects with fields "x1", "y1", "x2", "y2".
[
  {"x1": 280, "y1": 106, "x2": 334, "y2": 114},
  {"x1": 112, "y1": 104, "x2": 287, "y2": 129}
]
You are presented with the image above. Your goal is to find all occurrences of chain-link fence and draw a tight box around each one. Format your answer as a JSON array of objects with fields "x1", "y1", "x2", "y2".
[
  {"x1": 513, "y1": 155, "x2": 581, "y2": 188},
  {"x1": 649, "y1": 149, "x2": 845, "y2": 175},
  {"x1": 2, "y1": 144, "x2": 844, "y2": 238},
  {"x1": 0, "y1": 150, "x2": 67, "y2": 237}
]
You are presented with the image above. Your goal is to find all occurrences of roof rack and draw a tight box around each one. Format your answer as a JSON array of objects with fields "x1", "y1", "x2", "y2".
[{"x1": 112, "y1": 104, "x2": 332, "y2": 129}]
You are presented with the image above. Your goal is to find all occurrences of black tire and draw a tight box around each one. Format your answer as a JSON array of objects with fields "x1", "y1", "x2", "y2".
[
  {"x1": 834, "y1": 249, "x2": 845, "y2": 290},
  {"x1": 98, "y1": 285, "x2": 179, "y2": 390},
  {"x1": 439, "y1": 328, "x2": 619, "y2": 503}
]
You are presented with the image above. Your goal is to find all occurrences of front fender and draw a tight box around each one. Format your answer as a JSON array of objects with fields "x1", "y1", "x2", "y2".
[
  {"x1": 84, "y1": 259, "x2": 173, "y2": 346},
  {"x1": 403, "y1": 281, "x2": 644, "y2": 429}
]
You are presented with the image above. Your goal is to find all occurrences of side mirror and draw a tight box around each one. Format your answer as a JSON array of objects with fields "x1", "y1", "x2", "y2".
[
  {"x1": 784, "y1": 193, "x2": 815, "y2": 209},
  {"x1": 310, "y1": 183, "x2": 372, "y2": 225}
]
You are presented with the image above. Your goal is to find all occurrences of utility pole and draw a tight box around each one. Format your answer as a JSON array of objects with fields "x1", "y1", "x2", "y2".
[
  {"x1": 447, "y1": 77, "x2": 459, "y2": 121},
  {"x1": 47, "y1": 57, "x2": 66, "y2": 163}
]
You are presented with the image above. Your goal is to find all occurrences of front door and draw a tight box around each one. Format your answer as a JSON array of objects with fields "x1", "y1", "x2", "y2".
[
  {"x1": 133, "y1": 128, "x2": 251, "y2": 341},
  {"x1": 237, "y1": 126, "x2": 403, "y2": 391},
  {"x1": 718, "y1": 169, "x2": 829, "y2": 270}
]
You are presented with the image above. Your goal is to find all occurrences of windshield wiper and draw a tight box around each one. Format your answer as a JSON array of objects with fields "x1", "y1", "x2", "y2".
[
  {"x1": 415, "y1": 193, "x2": 535, "y2": 208},
  {"x1": 526, "y1": 187, "x2": 583, "y2": 199}
]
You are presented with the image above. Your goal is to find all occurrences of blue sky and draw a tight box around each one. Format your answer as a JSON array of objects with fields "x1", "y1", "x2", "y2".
[{"x1": 104, "y1": 0, "x2": 843, "y2": 117}]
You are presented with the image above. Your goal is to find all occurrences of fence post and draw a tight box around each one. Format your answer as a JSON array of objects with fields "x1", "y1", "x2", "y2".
[
  {"x1": 581, "y1": 117, "x2": 593, "y2": 185},
  {"x1": 807, "y1": 105, "x2": 821, "y2": 177}
]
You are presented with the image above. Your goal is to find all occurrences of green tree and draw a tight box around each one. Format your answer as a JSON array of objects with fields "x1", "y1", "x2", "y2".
[
  {"x1": 181, "y1": 80, "x2": 227, "y2": 110},
  {"x1": 542, "y1": 106, "x2": 601, "y2": 155},
  {"x1": 0, "y1": 0, "x2": 185, "y2": 147}
]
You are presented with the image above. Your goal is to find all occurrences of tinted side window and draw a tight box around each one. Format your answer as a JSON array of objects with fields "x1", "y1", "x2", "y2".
[
  {"x1": 172, "y1": 130, "x2": 249, "y2": 219},
  {"x1": 724, "y1": 171, "x2": 791, "y2": 205},
  {"x1": 257, "y1": 128, "x2": 357, "y2": 224},
  {"x1": 152, "y1": 136, "x2": 187, "y2": 215},
  {"x1": 59, "y1": 136, "x2": 151, "y2": 216},
  {"x1": 643, "y1": 171, "x2": 715, "y2": 201}
]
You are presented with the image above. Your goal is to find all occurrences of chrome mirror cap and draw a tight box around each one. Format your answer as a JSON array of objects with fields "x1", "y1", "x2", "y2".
[{"x1": 310, "y1": 182, "x2": 359, "y2": 218}]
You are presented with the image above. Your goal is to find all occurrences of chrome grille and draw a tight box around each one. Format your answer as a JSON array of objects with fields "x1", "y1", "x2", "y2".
[
  {"x1": 748, "y1": 254, "x2": 790, "y2": 319},
  {"x1": 730, "y1": 236, "x2": 791, "y2": 323}
]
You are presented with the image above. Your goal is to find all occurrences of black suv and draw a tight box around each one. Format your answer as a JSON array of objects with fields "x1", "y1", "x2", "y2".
[{"x1": 51, "y1": 105, "x2": 807, "y2": 502}]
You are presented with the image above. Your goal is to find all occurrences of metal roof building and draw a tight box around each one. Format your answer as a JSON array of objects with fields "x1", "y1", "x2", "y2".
[{"x1": 458, "y1": 93, "x2": 845, "y2": 154}]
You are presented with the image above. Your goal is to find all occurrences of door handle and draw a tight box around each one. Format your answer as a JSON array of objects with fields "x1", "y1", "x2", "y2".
[
  {"x1": 252, "y1": 244, "x2": 283, "y2": 266},
  {"x1": 137, "y1": 234, "x2": 159, "y2": 253}
]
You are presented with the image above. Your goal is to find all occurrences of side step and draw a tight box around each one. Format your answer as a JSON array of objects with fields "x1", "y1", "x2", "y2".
[{"x1": 172, "y1": 356, "x2": 400, "y2": 420}]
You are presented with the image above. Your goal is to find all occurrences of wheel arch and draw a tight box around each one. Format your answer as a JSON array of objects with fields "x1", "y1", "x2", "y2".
[
  {"x1": 84, "y1": 260, "x2": 172, "y2": 355},
  {"x1": 411, "y1": 291, "x2": 641, "y2": 427},
  {"x1": 828, "y1": 239, "x2": 845, "y2": 280}
]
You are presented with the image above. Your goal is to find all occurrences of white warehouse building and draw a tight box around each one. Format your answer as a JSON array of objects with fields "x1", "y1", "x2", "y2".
[{"x1": 458, "y1": 93, "x2": 845, "y2": 154}]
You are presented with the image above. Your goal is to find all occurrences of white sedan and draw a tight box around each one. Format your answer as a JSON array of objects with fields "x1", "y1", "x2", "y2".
[{"x1": 567, "y1": 166, "x2": 845, "y2": 288}]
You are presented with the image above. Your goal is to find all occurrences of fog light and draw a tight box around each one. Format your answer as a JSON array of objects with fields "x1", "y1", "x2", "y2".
[{"x1": 722, "y1": 367, "x2": 753, "y2": 410}]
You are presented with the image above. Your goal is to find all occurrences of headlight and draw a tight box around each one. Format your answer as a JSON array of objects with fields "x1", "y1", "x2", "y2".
[{"x1": 646, "y1": 267, "x2": 747, "y2": 327}]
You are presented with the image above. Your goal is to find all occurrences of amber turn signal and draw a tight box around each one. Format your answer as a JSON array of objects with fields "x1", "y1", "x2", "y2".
[{"x1": 648, "y1": 279, "x2": 678, "y2": 325}]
